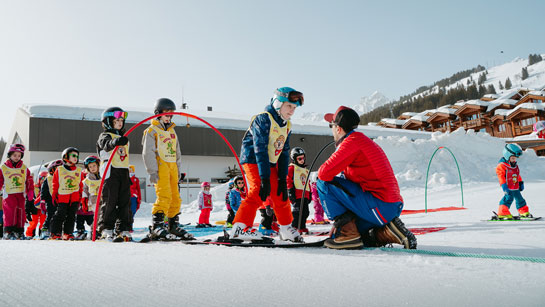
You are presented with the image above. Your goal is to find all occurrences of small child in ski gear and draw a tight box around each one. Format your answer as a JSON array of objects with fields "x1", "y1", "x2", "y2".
[
  {"x1": 142, "y1": 98, "x2": 192, "y2": 240},
  {"x1": 0, "y1": 144, "x2": 35, "y2": 240},
  {"x1": 50, "y1": 147, "x2": 84, "y2": 240},
  {"x1": 309, "y1": 172, "x2": 328, "y2": 224},
  {"x1": 96, "y1": 107, "x2": 133, "y2": 241},
  {"x1": 228, "y1": 176, "x2": 245, "y2": 215},
  {"x1": 39, "y1": 159, "x2": 63, "y2": 239},
  {"x1": 495, "y1": 143, "x2": 530, "y2": 219},
  {"x1": 25, "y1": 171, "x2": 48, "y2": 238},
  {"x1": 76, "y1": 156, "x2": 101, "y2": 240},
  {"x1": 224, "y1": 178, "x2": 235, "y2": 227},
  {"x1": 197, "y1": 182, "x2": 213, "y2": 228},
  {"x1": 287, "y1": 147, "x2": 311, "y2": 233},
  {"x1": 318, "y1": 106, "x2": 416, "y2": 250},
  {"x1": 534, "y1": 121, "x2": 545, "y2": 139},
  {"x1": 231, "y1": 87, "x2": 304, "y2": 242},
  {"x1": 129, "y1": 165, "x2": 141, "y2": 219}
]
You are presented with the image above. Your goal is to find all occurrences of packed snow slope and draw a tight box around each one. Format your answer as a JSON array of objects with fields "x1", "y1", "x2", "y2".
[{"x1": 2, "y1": 129, "x2": 545, "y2": 307}]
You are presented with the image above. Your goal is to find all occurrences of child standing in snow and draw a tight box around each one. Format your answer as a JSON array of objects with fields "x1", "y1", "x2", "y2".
[
  {"x1": 287, "y1": 147, "x2": 311, "y2": 233},
  {"x1": 25, "y1": 171, "x2": 48, "y2": 238},
  {"x1": 197, "y1": 182, "x2": 213, "y2": 228},
  {"x1": 224, "y1": 178, "x2": 235, "y2": 227},
  {"x1": 76, "y1": 156, "x2": 101, "y2": 240},
  {"x1": 51, "y1": 147, "x2": 84, "y2": 240},
  {"x1": 39, "y1": 159, "x2": 63, "y2": 239},
  {"x1": 495, "y1": 144, "x2": 532, "y2": 219},
  {"x1": 0, "y1": 144, "x2": 35, "y2": 239},
  {"x1": 129, "y1": 165, "x2": 141, "y2": 220},
  {"x1": 309, "y1": 172, "x2": 328, "y2": 224},
  {"x1": 534, "y1": 121, "x2": 545, "y2": 139}
]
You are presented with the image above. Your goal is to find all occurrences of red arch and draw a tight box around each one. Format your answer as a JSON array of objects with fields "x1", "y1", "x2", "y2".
[{"x1": 92, "y1": 112, "x2": 246, "y2": 241}]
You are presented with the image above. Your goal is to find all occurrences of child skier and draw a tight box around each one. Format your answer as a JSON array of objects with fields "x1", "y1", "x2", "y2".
[
  {"x1": 224, "y1": 178, "x2": 235, "y2": 227},
  {"x1": 96, "y1": 107, "x2": 132, "y2": 241},
  {"x1": 142, "y1": 98, "x2": 192, "y2": 240},
  {"x1": 309, "y1": 172, "x2": 328, "y2": 224},
  {"x1": 495, "y1": 143, "x2": 531, "y2": 219},
  {"x1": 534, "y1": 121, "x2": 545, "y2": 139},
  {"x1": 287, "y1": 147, "x2": 311, "y2": 233},
  {"x1": 25, "y1": 171, "x2": 48, "y2": 238},
  {"x1": 197, "y1": 182, "x2": 213, "y2": 228},
  {"x1": 0, "y1": 144, "x2": 34, "y2": 239},
  {"x1": 39, "y1": 159, "x2": 63, "y2": 239},
  {"x1": 51, "y1": 147, "x2": 84, "y2": 240},
  {"x1": 76, "y1": 155, "x2": 101, "y2": 240},
  {"x1": 229, "y1": 176, "x2": 245, "y2": 225},
  {"x1": 230, "y1": 87, "x2": 304, "y2": 242},
  {"x1": 129, "y1": 165, "x2": 141, "y2": 219}
]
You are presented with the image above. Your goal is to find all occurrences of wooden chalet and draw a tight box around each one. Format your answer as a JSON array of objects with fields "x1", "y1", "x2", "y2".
[
  {"x1": 377, "y1": 118, "x2": 406, "y2": 129},
  {"x1": 454, "y1": 100, "x2": 492, "y2": 133},
  {"x1": 506, "y1": 103, "x2": 545, "y2": 136},
  {"x1": 402, "y1": 111, "x2": 433, "y2": 131},
  {"x1": 426, "y1": 106, "x2": 459, "y2": 132}
]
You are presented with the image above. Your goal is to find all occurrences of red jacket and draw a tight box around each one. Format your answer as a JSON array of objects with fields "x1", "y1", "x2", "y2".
[
  {"x1": 130, "y1": 175, "x2": 141, "y2": 204},
  {"x1": 318, "y1": 131, "x2": 403, "y2": 203},
  {"x1": 52, "y1": 164, "x2": 84, "y2": 204},
  {"x1": 496, "y1": 159, "x2": 522, "y2": 190},
  {"x1": 287, "y1": 164, "x2": 311, "y2": 199}
]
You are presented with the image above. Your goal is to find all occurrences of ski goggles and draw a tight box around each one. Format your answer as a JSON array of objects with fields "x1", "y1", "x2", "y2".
[
  {"x1": 104, "y1": 111, "x2": 128, "y2": 119},
  {"x1": 69, "y1": 153, "x2": 79, "y2": 159},
  {"x1": 275, "y1": 90, "x2": 304, "y2": 106}
]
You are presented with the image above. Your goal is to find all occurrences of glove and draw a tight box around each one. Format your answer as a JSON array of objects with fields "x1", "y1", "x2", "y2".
[
  {"x1": 288, "y1": 187, "x2": 296, "y2": 203},
  {"x1": 277, "y1": 179, "x2": 288, "y2": 202},
  {"x1": 519, "y1": 181, "x2": 524, "y2": 192},
  {"x1": 259, "y1": 178, "x2": 271, "y2": 201},
  {"x1": 501, "y1": 183, "x2": 510, "y2": 195},
  {"x1": 114, "y1": 136, "x2": 129, "y2": 146},
  {"x1": 81, "y1": 198, "x2": 89, "y2": 212},
  {"x1": 149, "y1": 173, "x2": 159, "y2": 184},
  {"x1": 180, "y1": 173, "x2": 186, "y2": 181},
  {"x1": 265, "y1": 205, "x2": 274, "y2": 216},
  {"x1": 25, "y1": 200, "x2": 36, "y2": 221}
]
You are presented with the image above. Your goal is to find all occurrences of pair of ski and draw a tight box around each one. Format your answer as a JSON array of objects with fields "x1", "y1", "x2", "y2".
[
  {"x1": 182, "y1": 231, "x2": 326, "y2": 248},
  {"x1": 483, "y1": 211, "x2": 542, "y2": 222}
]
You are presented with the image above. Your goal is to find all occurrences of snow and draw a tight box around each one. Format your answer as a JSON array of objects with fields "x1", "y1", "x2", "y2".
[
  {"x1": 505, "y1": 102, "x2": 545, "y2": 117},
  {"x1": 2, "y1": 123, "x2": 545, "y2": 306},
  {"x1": 353, "y1": 91, "x2": 391, "y2": 115}
]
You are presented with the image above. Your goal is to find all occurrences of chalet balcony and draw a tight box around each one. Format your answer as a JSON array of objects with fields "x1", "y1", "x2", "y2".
[
  {"x1": 461, "y1": 118, "x2": 488, "y2": 130},
  {"x1": 494, "y1": 130, "x2": 512, "y2": 138},
  {"x1": 514, "y1": 125, "x2": 534, "y2": 135}
]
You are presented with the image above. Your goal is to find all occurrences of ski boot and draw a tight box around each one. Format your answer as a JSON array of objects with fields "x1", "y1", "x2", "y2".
[
  {"x1": 366, "y1": 217, "x2": 417, "y2": 249},
  {"x1": 196, "y1": 224, "x2": 206, "y2": 228},
  {"x1": 324, "y1": 212, "x2": 362, "y2": 249},
  {"x1": 0, "y1": 224, "x2": 3, "y2": 239},
  {"x1": 62, "y1": 234, "x2": 75, "y2": 241},
  {"x1": 148, "y1": 212, "x2": 176, "y2": 241},
  {"x1": 49, "y1": 233, "x2": 63, "y2": 240},
  {"x1": 14, "y1": 228, "x2": 26, "y2": 240},
  {"x1": 120, "y1": 231, "x2": 132, "y2": 242},
  {"x1": 168, "y1": 214, "x2": 194, "y2": 240},
  {"x1": 100, "y1": 229, "x2": 115, "y2": 241},
  {"x1": 3, "y1": 226, "x2": 16, "y2": 240},
  {"x1": 225, "y1": 222, "x2": 233, "y2": 228},
  {"x1": 520, "y1": 212, "x2": 533, "y2": 218},
  {"x1": 75, "y1": 230, "x2": 87, "y2": 240},
  {"x1": 229, "y1": 223, "x2": 263, "y2": 241},
  {"x1": 258, "y1": 224, "x2": 278, "y2": 236},
  {"x1": 40, "y1": 228, "x2": 50, "y2": 240},
  {"x1": 278, "y1": 224, "x2": 304, "y2": 243}
]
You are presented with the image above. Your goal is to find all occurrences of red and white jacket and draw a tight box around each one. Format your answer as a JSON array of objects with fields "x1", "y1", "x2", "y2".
[
  {"x1": 496, "y1": 158, "x2": 522, "y2": 190},
  {"x1": 318, "y1": 131, "x2": 403, "y2": 203}
]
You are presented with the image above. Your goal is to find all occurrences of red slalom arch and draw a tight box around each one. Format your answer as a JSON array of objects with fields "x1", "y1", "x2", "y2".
[{"x1": 92, "y1": 112, "x2": 246, "y2": 241}]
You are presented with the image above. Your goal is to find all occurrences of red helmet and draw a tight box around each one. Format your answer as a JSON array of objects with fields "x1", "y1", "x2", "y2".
[
  {"x1": 47, "y1": 159, "x2": 63, "y2": 174},
  {"x1": 7, "y1": 144, "x2": 25, "y2": 158},
  {"x1": 201, "y1": 181, "x2": 211, "y2": 188}
]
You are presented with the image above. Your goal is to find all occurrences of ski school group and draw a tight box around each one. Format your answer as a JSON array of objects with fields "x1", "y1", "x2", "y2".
[{"x1": 0, "y1": 87, "x2": 541, "y2": 248}]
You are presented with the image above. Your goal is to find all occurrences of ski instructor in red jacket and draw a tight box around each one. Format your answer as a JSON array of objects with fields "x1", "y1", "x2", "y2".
[{"x1": 317, "y1": 106, "x2": 417, "y2": 250}]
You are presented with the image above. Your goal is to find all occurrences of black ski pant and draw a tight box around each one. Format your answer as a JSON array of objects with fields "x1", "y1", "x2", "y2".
[
  {"x1": 51, "y1": 202, "x2": 78, "y2": 235},
  {"x1": 291, "y1": 197, "x2": 311, "y2": 229},
  {"x1": 76, "y1": 214, "x2": 94, "y2": 232},
  {"x1": 226, "y1": 209, "x2": 235, "y2": 225},
  {"x1": 42, "y1": 201, "x2": 57, "y2": 230},
  {"x1": 98, "y1": 167, "x2": 131, "y2": 232}
]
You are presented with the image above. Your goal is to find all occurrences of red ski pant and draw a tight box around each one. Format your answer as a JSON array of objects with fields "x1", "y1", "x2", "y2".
[
  {"x1": 198, "y1": 208, "x2": 211, "y2": 224},
  {"x1": 26, "y1": 211, "x2": 46, "y2": 237},
  {"x1": 2, "y1": 193, "x2": 25, "y2": 228},
  {"x1": 233, "y1": 164, "x2": 292, "y2": 226}
]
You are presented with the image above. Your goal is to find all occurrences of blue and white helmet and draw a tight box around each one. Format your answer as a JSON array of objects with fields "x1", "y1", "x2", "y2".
[
  {"x1": 533, "y1": 120, "x2": 545, "y2": 133},
  {"x1": 503, "y1": 143, "x2": 523, "y2": 161},
  {"x1": 271, "y1": 87, "x2": 304, "y2": 110}
]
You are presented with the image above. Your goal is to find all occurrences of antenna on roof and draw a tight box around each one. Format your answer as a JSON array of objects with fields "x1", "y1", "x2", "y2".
[
  {"x1": 181, "y1": 86, "x2": 188, "y2": 109},
  {"x1": 82, "y1": 113, "x2": 86, "y2": 120}
]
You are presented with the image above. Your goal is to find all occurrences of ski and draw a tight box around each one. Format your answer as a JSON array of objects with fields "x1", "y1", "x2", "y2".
[
  {"x1": 483, "y1": 211, "x2": 542, "y2": 222},
  {"x1": 182, "y1": 235, "x2": 326, "y2": 248}
]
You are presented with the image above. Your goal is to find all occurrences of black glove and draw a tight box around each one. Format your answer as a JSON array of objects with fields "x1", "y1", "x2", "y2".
[
  {"x1": 180, "y1": 173, "x2": 186, "y2": 181},
  {"x1": 259, "y1": 178, "x2": 271, "y2": 201},
  {"x1": 277, "y1": 179, "x2": 288, "y2": 202},
  {"x1": 265, "y1": 205, "x2": 274, "y2": 216},
  {"x1": 25, "y1": 200, "x2": 36, "y2": 221},
  {"x1": 114, "y1": 136, "x2": 129, "y2": 146},
  {"x1": 288, "y1": 187, "x2": 296, "y2": 203}
]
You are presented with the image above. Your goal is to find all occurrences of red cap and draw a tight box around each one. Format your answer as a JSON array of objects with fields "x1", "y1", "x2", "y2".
[
  {"x1": 324, "y1": 106, "x2": 360, "y2": 131},
  {"x1": 324, "y1": 106, "x2": 351, "y2": 123}
]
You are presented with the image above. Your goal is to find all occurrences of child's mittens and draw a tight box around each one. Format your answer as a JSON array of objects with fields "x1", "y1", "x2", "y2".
[
  {"x1": 519, "y1": 181, "x2": 524, "y2": 191},
  {"x1": 149, "y1": 173, "x2": 159, "y2": 184},
  {"x1": 501, "y1": 183, "x2": 510, "y2": 195},
  {"x1": 114, "y1": 136, "x2": 129, "y2": 146}
]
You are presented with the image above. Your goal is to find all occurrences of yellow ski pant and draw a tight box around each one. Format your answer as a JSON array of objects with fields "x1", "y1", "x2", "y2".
[{"x1": 152, "y1": 159, "x2": 181, "y2": 218}]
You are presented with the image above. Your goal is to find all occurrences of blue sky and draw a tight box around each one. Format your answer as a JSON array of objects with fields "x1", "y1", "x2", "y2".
[{"x1": 1, "y1": 0, "x2": 544, "y2": 140}]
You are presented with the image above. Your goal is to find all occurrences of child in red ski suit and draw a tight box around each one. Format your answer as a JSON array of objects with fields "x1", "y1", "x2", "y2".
[
  {"x1": 25, "y1": 171, "x2": 48, "y2": 238},
  {"x1": 0, "y1": 144, "x2": 34, "y2": 239},
  {"x1": 197, "y1": 182, "x2": 213, "y2": 227},
  {"x1": 495, "y1": 144, "x2": 530, "y2": 219},
  {"x1": 287, "y1": 147, "x2": 311, "y2": 233}
]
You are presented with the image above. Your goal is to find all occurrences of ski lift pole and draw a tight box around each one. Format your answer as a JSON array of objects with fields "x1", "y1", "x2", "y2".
[{"x1": 424, "y1": 146, "x2": 464, "y2": 213}]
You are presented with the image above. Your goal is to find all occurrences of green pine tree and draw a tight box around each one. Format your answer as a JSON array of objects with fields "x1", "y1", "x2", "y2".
[
  {"x1": 499, "y1": 81, "x2": 504, "y2": 90},
  {"x1": 505, "y1": 77, "x2": 512, "y2": 90},
  {"x1": 487, "y1": 84, "x2": 496, "y2": 94},
  {"x1": 521, "y1": 67, "x2": 529, "y2": 80}
]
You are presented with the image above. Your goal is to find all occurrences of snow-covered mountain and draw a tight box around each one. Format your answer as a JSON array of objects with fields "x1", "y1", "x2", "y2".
[
  {"x1": 354, "y1": 91, "x2": 391, "y2": 115},
  {"x1": 298, "y1": 111, "x2": 325, "y2": 122}
]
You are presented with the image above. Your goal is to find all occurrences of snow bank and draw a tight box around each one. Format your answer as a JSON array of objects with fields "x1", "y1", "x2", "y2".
[{"x1": 375, "y1": 128, "x2": 545, "y2": 188}]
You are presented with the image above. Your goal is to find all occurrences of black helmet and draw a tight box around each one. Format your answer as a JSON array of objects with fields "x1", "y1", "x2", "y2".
[
  {"x1": 290, "y1": 147, "x2": 306, "y2": 161},
  {"x1": 47, "y1": 159, "x2": 63, "y2": 174},
  {"x1": 101, "y1": 107, "x2": 127, "y2": 130},
  {"x1": 62, "y1": 147, "x2": 80, "y2": 163},
  {"x1": 154, "y1": 98, "x2": 176, "y2": 115}
]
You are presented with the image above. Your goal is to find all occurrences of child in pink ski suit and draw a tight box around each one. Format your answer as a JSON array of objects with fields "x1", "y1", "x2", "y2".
[
  {"x1": 197, "y1": 182, "x2": 213, "y2": 227},
  {"x1": 0, "y1": 144, "x2": 34, "y2": 239}
]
